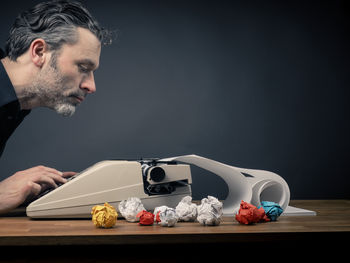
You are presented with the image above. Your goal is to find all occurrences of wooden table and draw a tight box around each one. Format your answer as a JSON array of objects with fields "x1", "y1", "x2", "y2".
[{"x1": 0, "y1": 200, "x2": 349, "y2": 262}]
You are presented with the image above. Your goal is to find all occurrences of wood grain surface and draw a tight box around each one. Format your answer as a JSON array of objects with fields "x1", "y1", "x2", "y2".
[
  {"x1": 0, "y1": 200, "x2": 348, "y2": 246},
  {"x1": 0, "y1": 200, "x2": 348, "y2": 262}
]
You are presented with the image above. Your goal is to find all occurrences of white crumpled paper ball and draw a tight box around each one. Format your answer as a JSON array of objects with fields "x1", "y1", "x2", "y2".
[
  {"x1": 153, "y1": 205, "x2": 169, "y2": 221},
  {"x1": 155, "y1": 206, "x2": 178, "y2": 227},
  {"x1": 175, "y1": 196, "x2": 197, "y2": 222},
  {"x1": 118, "y1": 197, "x2": 145, "y2": 222},
  {"x1": 197, "y1": 196, "x2": 223, "y2": 226}
]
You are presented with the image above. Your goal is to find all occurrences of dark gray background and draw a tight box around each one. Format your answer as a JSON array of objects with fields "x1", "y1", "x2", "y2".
[{"x1": 0, "y1": 0, "x2": 349, "y2": 200}]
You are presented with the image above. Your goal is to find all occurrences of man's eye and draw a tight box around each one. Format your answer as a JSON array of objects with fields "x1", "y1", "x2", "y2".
[{"x1": 78, "y1": 65, "x2": 90, "y2": 73}]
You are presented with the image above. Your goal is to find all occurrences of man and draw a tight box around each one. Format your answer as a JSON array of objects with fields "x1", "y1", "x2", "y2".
[{"x1": 0, "y1": 0, "x2": 108, "y2": 214}]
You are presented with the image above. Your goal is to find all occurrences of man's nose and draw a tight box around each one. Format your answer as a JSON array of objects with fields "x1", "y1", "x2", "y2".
[{"x1": 80, "y1": 73, "x2": 96, "y2": 94}]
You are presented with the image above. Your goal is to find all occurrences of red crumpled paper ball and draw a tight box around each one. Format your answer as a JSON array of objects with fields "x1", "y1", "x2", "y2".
[
  {"x1": 235, "y1": 200, "x2": 270, "y2": 225},
  {"x1": 136, "y1": 210, "x2": 154, "y2": 225}
]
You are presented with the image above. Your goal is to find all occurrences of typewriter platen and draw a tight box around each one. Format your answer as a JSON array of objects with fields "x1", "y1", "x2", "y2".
[{"x1": 26, "y1": 159, "x2": 192, "y2": 218}]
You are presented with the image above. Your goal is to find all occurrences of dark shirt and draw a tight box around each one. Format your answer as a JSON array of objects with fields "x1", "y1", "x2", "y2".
[{"x1": 0, "y1": 49, "x2": 31, "y2": 158}]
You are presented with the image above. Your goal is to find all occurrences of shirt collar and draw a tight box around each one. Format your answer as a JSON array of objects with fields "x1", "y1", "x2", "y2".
[
  {"x1": 0, "y1": 49, "x2": 5, "y2": 59},
  {"x1": 0, "y1": 50, "x2": 20, "y2": 108}
]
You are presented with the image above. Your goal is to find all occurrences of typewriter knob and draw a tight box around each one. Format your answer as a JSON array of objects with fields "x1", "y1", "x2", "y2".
[{"x1": 149, "y1": 167, "x2": 165, "y2": 182}]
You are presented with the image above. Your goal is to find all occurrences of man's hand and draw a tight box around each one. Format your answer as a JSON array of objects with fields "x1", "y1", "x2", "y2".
[{"x1": 0, "y1": 166, "x2": 76, "y2": 214}]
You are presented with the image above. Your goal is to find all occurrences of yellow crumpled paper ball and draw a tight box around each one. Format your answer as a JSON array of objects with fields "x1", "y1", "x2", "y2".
[{"x1": 91, "y1": 202, "x2": 118, "y2": 228}]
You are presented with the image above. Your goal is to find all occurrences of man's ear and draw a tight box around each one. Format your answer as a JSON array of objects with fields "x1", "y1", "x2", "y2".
[{"x1": 30, "y1": 39, "x2": 48, "y2": 67}]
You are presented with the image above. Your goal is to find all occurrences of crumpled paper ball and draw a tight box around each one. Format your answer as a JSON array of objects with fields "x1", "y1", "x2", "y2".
[
  {"x1": 175, "y1": 196, "x2": 197, "y2": 222},
  {"x1": 258, "y1": 201, "x2": 283, "y2": 221},
  {"x1": 91, "y1": 202, "x2": 118, "y2": 228},
  {"x1": 136, "y1": 210, "x2": 154, "y2": 225},
  {"x1": 153, "y1": 206, "x2": 169, "y2": 221},
  {"x1": 197, "y1": 196, "x2": 223, "y2": 226},
  {"x1": 118, "y1": 197, "x2": 145, "y2": 222},
  {"x1": 235, "y1": 200, "x2": 269, "y2": 225},
  {"x1": 155, "y1": 207, "x2": 178, "y2": 227}
]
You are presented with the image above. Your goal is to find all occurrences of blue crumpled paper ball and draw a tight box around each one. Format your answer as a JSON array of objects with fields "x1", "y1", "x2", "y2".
[{"x1": 258, "y1": 201, "x2": 283, "y2": 221}]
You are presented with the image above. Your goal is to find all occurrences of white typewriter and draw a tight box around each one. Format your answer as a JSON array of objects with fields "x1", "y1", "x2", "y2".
[
  {"x1": 26, "y1": 154, "x2": 300, "y2": 219},
  {"x1": 26, "y1": 158, "x2": 192, "y2": 218}
]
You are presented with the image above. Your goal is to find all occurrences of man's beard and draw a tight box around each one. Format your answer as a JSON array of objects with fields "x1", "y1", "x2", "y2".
[
  {"x1": 53, "y1": 102, "x2": 76, "y2": 117},
  {"x1": 28, "y1": 52, "x2": 81, "y2": 117}
]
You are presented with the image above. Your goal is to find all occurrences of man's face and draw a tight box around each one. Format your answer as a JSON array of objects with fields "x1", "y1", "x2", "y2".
[{"x1": 35, "y1": 27, "x2": 101, "y2": 116}]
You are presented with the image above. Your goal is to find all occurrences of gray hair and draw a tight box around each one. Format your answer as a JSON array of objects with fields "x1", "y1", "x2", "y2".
[{"x1": 5, "y1": 0, "x2": 110, "y2": 61}]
